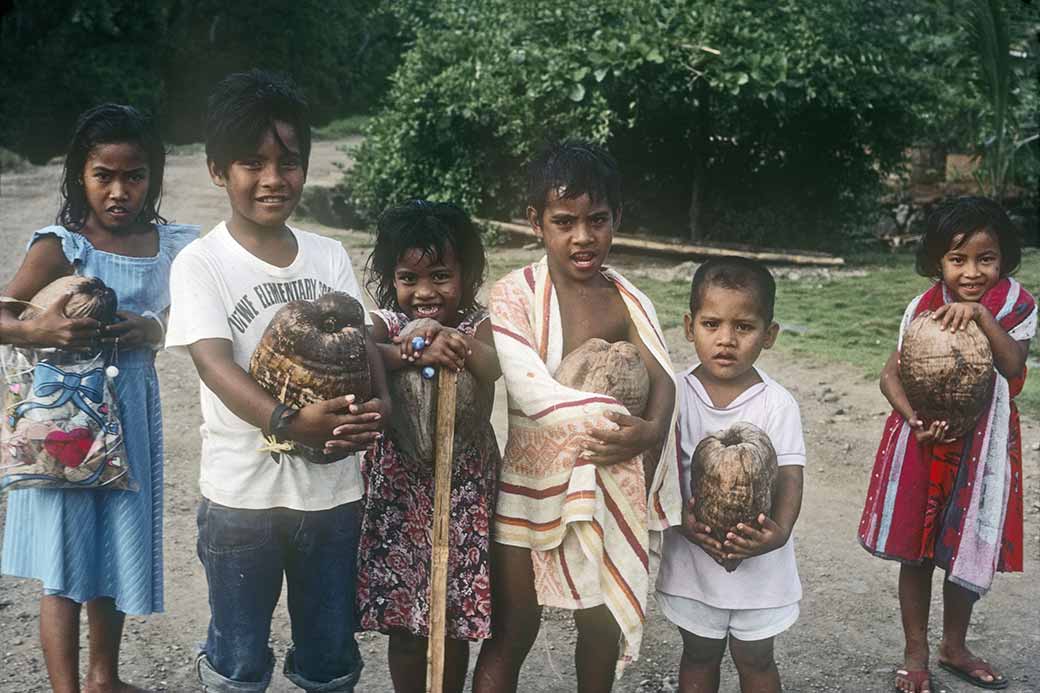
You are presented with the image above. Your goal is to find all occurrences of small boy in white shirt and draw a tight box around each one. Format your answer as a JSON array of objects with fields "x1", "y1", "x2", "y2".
[{"x1": 656, "y1": 257, "x2": 805, "y2": 693}]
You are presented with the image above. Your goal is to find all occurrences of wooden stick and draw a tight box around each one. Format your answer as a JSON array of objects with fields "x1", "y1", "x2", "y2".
[
  {"x1": 426, "y1": 368, "x2": 459, "y2": 693},
  {"x1": 480, "y1": 218, "x2": 846, "y2": 267}
]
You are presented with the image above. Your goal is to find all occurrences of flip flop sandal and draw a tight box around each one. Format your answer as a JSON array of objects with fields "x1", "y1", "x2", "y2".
[
  {"x1": 938, "y1": 659, "x2": 1009, "y2": 690},
  {"x1": 895, "y1": 668, "x2": 933, "y2": 692}
]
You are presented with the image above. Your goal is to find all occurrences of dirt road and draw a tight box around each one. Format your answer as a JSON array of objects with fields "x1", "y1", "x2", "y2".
[{"x1": 1, "y1": 143, "x2": 1037, "y2": 692}]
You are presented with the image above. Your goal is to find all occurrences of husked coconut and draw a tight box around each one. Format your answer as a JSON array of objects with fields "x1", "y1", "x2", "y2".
[
  {"x1": 388, "y1": 367, "x2": 492, "y2": 464},
  {"x1": 555, "y1": 338, "x2": 650, "y2": 416},
  {"x1": 899, "y1": 311, "x2": 993, "y2": 439},
  {"x1": 691, "y1": 422, "x2": 777, "y2": 551},
  {"x1": 249, "y1": 292, "x2": 371, "y2": 462},
  {"x1": 19, "y1": 275, "x2": 118, "y2": 325}
]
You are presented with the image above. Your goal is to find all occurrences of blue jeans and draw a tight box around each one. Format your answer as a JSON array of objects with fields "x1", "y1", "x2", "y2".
[{"x1": 194, "y1": 499, "x2": 363, "y2": 692}]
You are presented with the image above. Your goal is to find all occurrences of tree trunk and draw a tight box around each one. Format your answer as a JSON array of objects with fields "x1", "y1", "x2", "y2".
[
  {"x1": 688, "y1": 83, "x2": 710, "y2": 243},
  {"x1": 688, "y1": 155, "x2": 706, "y2": 242}
]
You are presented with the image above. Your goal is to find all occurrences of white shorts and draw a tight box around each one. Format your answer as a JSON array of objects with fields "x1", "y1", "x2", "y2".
[{"x1": 656, "y1": 591, "x2": 799, "y2": 642}]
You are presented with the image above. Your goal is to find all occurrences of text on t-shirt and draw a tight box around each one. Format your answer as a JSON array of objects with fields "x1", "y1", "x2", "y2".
[{"x1": 227, "y1": 278, "x2": 335, "y2": 334}]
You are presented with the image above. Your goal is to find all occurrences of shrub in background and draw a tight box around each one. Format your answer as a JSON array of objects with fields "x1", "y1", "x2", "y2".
[{"x1": 348, "y1": 0, "x2": 1003, "y2": 250}]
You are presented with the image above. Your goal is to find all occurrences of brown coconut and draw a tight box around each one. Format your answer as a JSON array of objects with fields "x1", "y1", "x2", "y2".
[
  {"x1": 555, "y1": 338, "x2": 650, "y2": 416},
  {"x1": 19, "y1": 275, "x2": 118, "y2": 325},
  {"x1": 690, "y1": 422, "x2": 778, "y2": 549},
  {"x1": 387, "y1": 367, "x2": 492, "y2": 464},
  {"x1": 249, "y1": 292, "x2": 371, "y2": 463},
  {"x1": 899, "y1": 311, "x2": 994, "y2": 439}
]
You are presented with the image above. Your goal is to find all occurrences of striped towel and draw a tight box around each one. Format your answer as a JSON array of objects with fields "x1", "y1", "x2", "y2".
[
  {"x1": 489, "y1": 258, "x2": 681, "y2": 667},
  {"x1": 859, "y1": 277, "x2": 1036, "y2": 594}
]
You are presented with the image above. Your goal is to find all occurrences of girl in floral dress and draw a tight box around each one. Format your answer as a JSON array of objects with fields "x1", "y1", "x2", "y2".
[{"x1": 358, "y1": 200, "x2": 501, "y2": 693}]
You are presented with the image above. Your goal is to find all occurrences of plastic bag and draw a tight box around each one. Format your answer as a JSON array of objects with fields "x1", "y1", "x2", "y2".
[{"x1": 1, "y1": 345, "x2": 134, "y2": 492}]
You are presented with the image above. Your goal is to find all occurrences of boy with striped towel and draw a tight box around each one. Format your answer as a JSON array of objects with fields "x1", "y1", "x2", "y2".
[{"x1": 475, "y1": 141, "x2": 680, "y2": 692}]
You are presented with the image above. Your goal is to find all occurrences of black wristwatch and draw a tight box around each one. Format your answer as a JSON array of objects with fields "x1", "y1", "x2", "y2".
[{"x1": 267, "y1": 403, "x2": 300, "y2": 462}]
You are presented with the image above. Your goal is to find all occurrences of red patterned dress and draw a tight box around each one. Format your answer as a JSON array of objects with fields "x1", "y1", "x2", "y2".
[
  {"x1": 859, "y1": 278, "x2": 1036, "y2": 594},
  {"x1": 356, "y1": 309, "x2": 500, "y2": 640}
]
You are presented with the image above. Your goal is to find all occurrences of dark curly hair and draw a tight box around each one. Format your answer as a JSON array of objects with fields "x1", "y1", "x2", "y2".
[
  {"x1": 57, "y1": 104, "x2": 167, "y2": 230},
  {"x1": 526, "y1": 140, "x2": 622, "y2": 221},
  {"x1": 915, "y1": 196, "x2": 1022, "y2": 279},
  {"x1": 365, "y1": 200, "x2": 487, "y2": 314},
  {"x1": 205, "y1": 69, "x2": 311, "y2": 175}
]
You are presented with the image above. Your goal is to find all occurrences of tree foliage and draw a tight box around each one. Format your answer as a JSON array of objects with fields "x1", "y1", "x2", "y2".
[
  {"x1": 965, "y1": 0, "x2": 1039, "y2": 200},
  {"x1": 349, "y1": 0, "x2": 1025, "y2": 248},
  {"x1": 0, "y1": 0, "x2": 404, "y2": 162},
  {"x1": 2, "y1": 0, "x2": 1033, "y2": 241},
  {"x1": 158, "y1": 0, "x2": 402, "y2": 142},
  {"x1": 0, "y1": 0, "x2": 168, "y2": 163}
]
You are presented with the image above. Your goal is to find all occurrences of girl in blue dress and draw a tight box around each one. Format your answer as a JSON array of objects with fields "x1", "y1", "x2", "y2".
[{"x1": 0, "y1": 104, "x2": 197, "y2": 692}]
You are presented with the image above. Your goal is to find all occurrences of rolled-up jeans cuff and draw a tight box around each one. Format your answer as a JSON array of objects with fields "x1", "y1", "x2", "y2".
[
  {"x1": 195, "y1": 650, "x2": 274, "y2": 693},
  {"x1": 283, "y1": 646, "x2": 363, "y2": 692}
]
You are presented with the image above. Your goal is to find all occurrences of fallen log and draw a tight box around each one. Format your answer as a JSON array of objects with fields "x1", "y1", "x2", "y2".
[{"x1": 481, "y1": 219, "x2": 845, "y2": 267}]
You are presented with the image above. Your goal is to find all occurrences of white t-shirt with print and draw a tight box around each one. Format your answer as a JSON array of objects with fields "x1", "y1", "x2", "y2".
[
  {"x1": 166, "y1": 222, "x2": 366, "y2": 511},
  {"x1": 656, "y1": 366, "x2": 806, "y2": 610}
]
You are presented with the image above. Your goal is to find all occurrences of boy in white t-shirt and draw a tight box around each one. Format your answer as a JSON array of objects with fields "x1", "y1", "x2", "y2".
[
  {"x1": 166, "y1": 70, "x2": 387, "y2": 693},
  {"x1": 656, "y1": 257, "x2": 805, "y2": 693}
]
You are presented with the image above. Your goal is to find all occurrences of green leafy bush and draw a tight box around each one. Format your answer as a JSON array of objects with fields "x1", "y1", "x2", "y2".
[{"x1": 349, "y1": 0, "x2": 958, "y2": 249}]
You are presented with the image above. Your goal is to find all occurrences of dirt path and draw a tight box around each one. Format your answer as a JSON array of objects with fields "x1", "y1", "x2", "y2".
[{"x1": 1, "y1": 144, "x2": 1037, "y2": 692}]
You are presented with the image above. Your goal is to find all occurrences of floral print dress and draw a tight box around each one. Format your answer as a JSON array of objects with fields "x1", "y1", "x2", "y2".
[{"x1": 357, "y1": 309, "x2": 500, "y2": 641}]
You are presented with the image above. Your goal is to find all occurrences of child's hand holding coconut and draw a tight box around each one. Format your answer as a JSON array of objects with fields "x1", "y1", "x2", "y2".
[{"x1": 394, "y1": 321, "x2": 471, "y2": 372}]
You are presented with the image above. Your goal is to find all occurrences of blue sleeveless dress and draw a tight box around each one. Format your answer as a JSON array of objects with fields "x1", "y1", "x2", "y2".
[{"x1": 1, "y1": 223, "x2": 198, "y2": 615}]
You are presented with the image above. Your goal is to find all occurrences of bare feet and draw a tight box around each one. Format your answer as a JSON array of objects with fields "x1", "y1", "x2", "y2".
[{"x1": 937, "y1": 642, "x2": 1008, "y2": 689}]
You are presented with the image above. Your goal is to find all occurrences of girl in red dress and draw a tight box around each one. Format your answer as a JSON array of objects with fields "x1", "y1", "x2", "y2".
[{"x1": 860, "y1": 197, "x2": 1035, "y2": 693}]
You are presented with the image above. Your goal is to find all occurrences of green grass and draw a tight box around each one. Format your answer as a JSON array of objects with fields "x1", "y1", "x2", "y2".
[
  {"x1": 636, "y1": 248, "x2": 1040, "y2": 418},
  {"x1": 314, "y1": 114, "x2": 372, "y2": 140}
]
